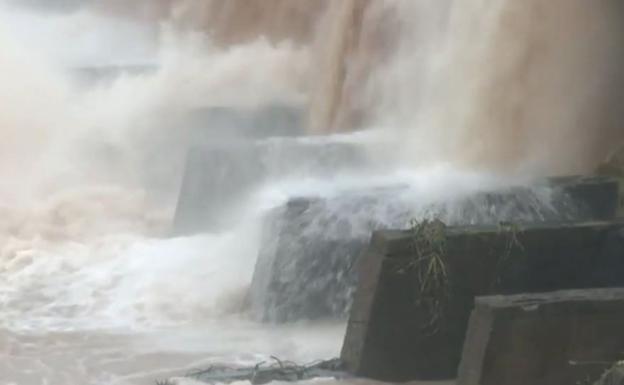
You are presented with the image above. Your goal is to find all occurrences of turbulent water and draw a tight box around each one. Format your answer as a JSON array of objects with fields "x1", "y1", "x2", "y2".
[{"x1": 0, "y1": 1, "x2": 622, "y2": 385}]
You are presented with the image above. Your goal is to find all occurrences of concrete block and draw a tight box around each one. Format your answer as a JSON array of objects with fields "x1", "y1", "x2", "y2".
[
  {"x1": 341, "y1": 221, "x2": 624, "y2": 381},
  {"x1": 458, "y1": 289, "x2": 624, "y2": 385},
  {"x1": 249, "y1": 176, "x2": 622, "y2": 322},
  {"x1": 172, "y1": 139, "x2": 368, "y2": 234},
  {"x1": 548, "y1": 175, "x2": 621, "y2": 221}
]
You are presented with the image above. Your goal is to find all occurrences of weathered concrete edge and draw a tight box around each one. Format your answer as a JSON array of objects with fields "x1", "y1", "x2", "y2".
[
  {"x1": 457, "y1": 288, "x2": 624, "y2": 385},
  {"x1": 340, "y1": 232, "x2": 391, "y2": 374},
  {"x1": 378, "y1": 219, "x2": 624, "y2": 256}
]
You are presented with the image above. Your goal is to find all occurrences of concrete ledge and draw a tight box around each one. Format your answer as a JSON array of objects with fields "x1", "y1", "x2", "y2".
[
  {"x1": 341, "y1": 221, "x2": 624, "y2": 381},
  {"x1": 248, "y1": 176, "x2": 622, "y2": 322},
  {"x1": 172, "y1": 140, "x2": 367, "y2": 234},
  {"x1": 458, "y1": 288, "x2": 624, "y2": 385},
  {"x1": 548, "y1": 175, "x2": 621, "y2": 220}
]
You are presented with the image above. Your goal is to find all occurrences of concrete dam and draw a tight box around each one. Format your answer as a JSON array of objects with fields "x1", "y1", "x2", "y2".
[{"x1": 2, "y1": 1, "x2": 624, "y2": 384}]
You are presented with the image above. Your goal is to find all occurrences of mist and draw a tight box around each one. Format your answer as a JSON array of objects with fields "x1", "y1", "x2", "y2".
[
  {"x1": 1, "y1": 0, "x2": 622, "y2": 334},
  {"x1": 0, "y1": 1, "x2": 623, "y2": 384},
  {"x1": 0, "y1": 0, "x2": 310, "y2": 234},
  {"x1": 3, "y1": 0, "x2": 621, "y2": 195},
  {"x1": 311, "y1": 0, "x2": 624, "y2": 174}
]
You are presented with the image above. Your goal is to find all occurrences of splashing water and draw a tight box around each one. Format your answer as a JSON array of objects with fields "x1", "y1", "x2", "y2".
[
  {"x1": 0, "y1": 0, "x2": 621, "y2": 384},
  {"x1": 0, "y1": 3, "x2": 333, "y2": 384}
]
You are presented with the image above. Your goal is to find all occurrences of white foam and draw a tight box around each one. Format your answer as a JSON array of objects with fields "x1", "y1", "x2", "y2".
[{"x1": 0, "y1": 220, "x2": 260, "y2": 332}]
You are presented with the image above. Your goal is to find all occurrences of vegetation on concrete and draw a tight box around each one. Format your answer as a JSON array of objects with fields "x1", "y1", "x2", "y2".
[
  {"x1": 401, "y1": 219, "x2": 526, "y2": 334},
  {"x1": 401, "y1": 218, "x2": 450, "y2": 334}
]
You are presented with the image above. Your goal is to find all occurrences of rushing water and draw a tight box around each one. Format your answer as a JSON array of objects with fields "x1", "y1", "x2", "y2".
[
  {"x1": 1, "y1": 1, "x2": 623, "y2": 385},
  {"x1": 0, "y1": 173, "x2": 504, "y2": 384},
  {"x1": 0, "y1": 165, "x2": 566, "y2": 385},
  {"x1": 0, "y1": 188, "x2": 347, "y2": 385}
]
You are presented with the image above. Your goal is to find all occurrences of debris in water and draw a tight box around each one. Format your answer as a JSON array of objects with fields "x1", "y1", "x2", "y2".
[{"x1": 162, "y1": 357, "x2": 348, "y2": 385}]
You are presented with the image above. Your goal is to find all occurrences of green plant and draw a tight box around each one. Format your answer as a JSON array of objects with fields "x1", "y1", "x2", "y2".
[
  {"x1": 400, "y1": 219, "x2": 528, "y2": 334},
  {"x1": 402, "y1": 218, "x2": 450, "y2": 334}
]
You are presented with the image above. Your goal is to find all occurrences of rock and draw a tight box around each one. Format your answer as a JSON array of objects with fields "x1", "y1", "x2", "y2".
[
  {"x1": 340, "y1": 221, "x2": 624, "y2": 381},
  {"x1": 458, "y1": 289, "x2": 624, "y2": 385}
]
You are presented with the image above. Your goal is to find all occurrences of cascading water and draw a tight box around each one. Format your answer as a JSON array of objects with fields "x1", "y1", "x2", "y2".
[{"x1": 0, "y1": 1, "x2": 622, "y2": 385}]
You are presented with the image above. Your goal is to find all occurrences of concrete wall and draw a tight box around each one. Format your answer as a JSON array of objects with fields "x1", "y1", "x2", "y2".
[
  {"x1": 341, "y1": 221, "x2": 624, "y2": 381},
  {"x1": 458, "y1": 288, "x2": 624, "y2": 385}
]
